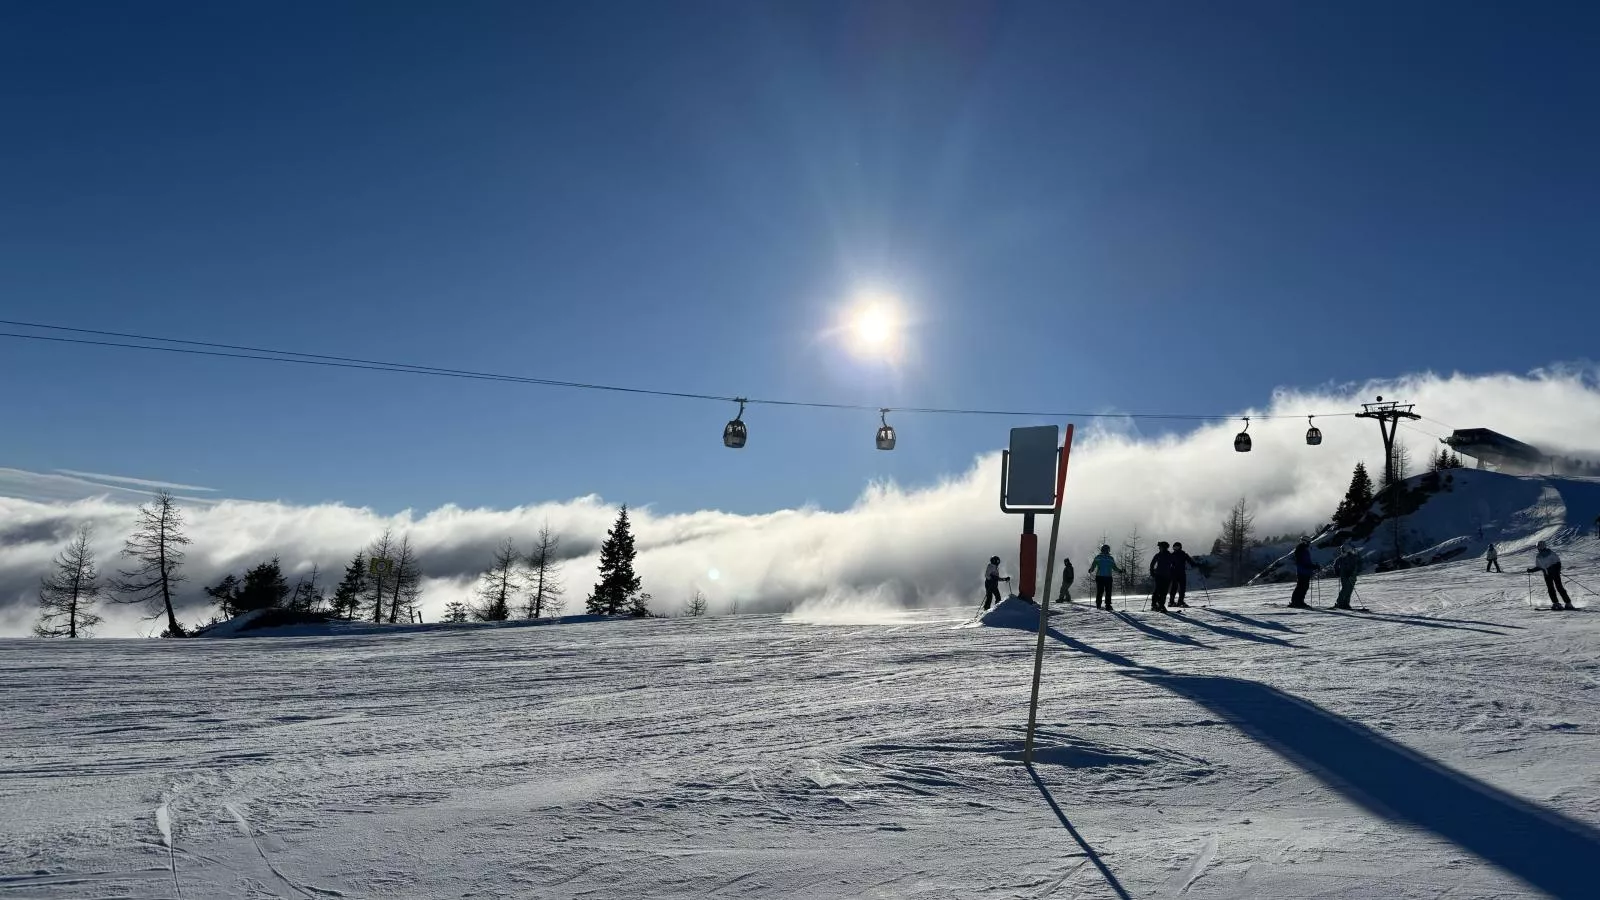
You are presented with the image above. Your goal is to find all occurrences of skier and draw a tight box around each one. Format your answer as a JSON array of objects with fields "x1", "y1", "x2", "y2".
[
  {"x1": 1165, "y1": 541, "x2": 1197, "y2": 607},
  {"x1": 1089, "y1": 544, "x2": 1122, "y2": 610},
  {"x1": 1526, "y1": 541, "x2": 1574, "y2": 610},
  {"x1": 1289, "y1": 537, "x2": 1315, "y2": 608},
  {"x1": 983, "y1": 556, "x2": 1012, "y2": 611},
  {"x1": 1149, "y1": 541, "x2": 1174, "y2": 611},
  {"x1": 1057, "y1": 557, "x2": 1075, "y2": 603},
  {"x1": 1331, "y1": 545, "x2": 1361, "y2": 609},
  {"x1": 1485, "y1": 543, "x2": 1502, "y2": 573}
]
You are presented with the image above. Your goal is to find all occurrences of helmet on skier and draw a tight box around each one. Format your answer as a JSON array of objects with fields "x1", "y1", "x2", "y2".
[
  {"x1": 1537, "y1": 541, "x2": 1548, "y2": 550},
  {"x1": 990, "y1": 555, "x2": 1001, "y2": 564},
  {"x1": 1100, "y1": 544, "x2": 1110, "y2": 553},
  {"x1": 1157, "y1": 541, "x2": 1169, "y2": 548},
  {"x1": 1173, "y1": 541, "x2": 1183, "y2": 550}
]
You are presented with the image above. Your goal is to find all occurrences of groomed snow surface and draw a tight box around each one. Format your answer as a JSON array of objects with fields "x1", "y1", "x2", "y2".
[{"x1": 6, "y1": 493, "x2": 1600, "y2": 896}]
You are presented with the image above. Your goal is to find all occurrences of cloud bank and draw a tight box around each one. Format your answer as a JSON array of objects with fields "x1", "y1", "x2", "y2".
[{"x1": 3, "y1": 367, "x2": 1598, "y2": 637}]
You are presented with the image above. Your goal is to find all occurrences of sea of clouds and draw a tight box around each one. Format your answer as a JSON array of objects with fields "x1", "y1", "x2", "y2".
[{"x1": 3, "y1": 367, "x2": 1597, "y2": 637}]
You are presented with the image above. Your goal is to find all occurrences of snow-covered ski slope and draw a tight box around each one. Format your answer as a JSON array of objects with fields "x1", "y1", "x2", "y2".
[
  {"x1": 6, "y1": 485, "x2": 1600, "y2": 898},
  {"x1": 1258, "y1": 469, "x2": 1600, "y2": 577}
]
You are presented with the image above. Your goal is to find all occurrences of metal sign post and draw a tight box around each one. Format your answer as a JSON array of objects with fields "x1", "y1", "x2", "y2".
[{"x1": 1024, "y1": 424, "x2": 1074, "y2": 764}]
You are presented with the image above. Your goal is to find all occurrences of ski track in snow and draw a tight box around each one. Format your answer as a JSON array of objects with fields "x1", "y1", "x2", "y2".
[{"x1": 6, "y1": 500, "x2": 1600, "y2": 896}]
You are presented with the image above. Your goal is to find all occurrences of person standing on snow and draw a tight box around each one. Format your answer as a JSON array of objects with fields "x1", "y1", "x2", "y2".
[
  {"x1": 983, "y1": 556, "x2": 1012, "y2": 611},
  {"x1": 1057, "y1": 557, "x2": 1075, "y2": 603},
  {"x1": 1289, "y1": 537, "x2": 1315, "y2": 608},
  {"x1": 1165, "y1": 541, "x2": 1197, "y2": 607},
  {"x1": 1331, "y1": 545, "x2": 1361, "y2": 609},
  {"x1": 1527, "y1": 542, "x2": 1574, "y2": 610},
  {"x1": 1089, "y1": 544, "x2": 1122, "y2": 610},
  {"x1": 1149, "y1": 541, "x2": 1174, "y2": 611},
  {"x1": 1486, "y1": 543, "x2": 1502, "y2": 573}
]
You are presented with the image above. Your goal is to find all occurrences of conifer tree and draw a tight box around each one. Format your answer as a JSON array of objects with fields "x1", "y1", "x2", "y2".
[
  {"x1": 473, "y1": 539, "x2": 519, "y2": 621},
  {"x1": 587, "y1": 505, "x2": 642, "y2": 616},
  {"x1": 522, "y1": 522, "x2": 566, "y2": 618},
  {"x1": 1333, "y1": 462, "x2": 1376, "y2": 527},
  {"x1": 1217, "y1": 497, "x2": 1257, "y2": 586},
  {"x1": 442, "y1": 600, "x2": 470, "y2": 623},
  {"x1": 204, "y1": 573, "x2": 242, "y2": 616},
  {"x1": 35, "y1": 524, "x2": 104, "y2": 638},
  {"x1": 236, "y1": 558, "x2": 291, "y2": 613},
  {"x1": 289, "y1": 564, "x2": 324, "y2": 612},
  {"x1": 367, "y1": 529, "x2": 397, "y2": 623},
  {"x1": 330, "y1": 551, "x2": 368, "y2": 619},
  {"x1": 387, "y1": 535, "x2": 422, "y2": 623},
  {"x1": 111, "y1": 491, "x2": 190, "y2": 637},
  {"x1": 1115, "y1": 527, "x2": 1144, "y2": 595}
]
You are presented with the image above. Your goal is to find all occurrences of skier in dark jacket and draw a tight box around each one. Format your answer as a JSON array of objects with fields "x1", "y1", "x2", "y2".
[
  {"x1": 1165, "y1": 541, "x2": 1197, "y2": 608},
  {"x1": 1149, "y1": 542, "x2": 1174, "y2": 611},
  {"x1": 1289, "y1": 537, "x2": 1314, "y2": 608},
  {"x1": 1331, "y1": 546, "x2": 1361, "y2": 609},
  {"x1": 1057, "y1": 557, "x2": 1075, "y2": 603},
  {"x1": 1527, "y1": 542, "x2": 1574, "y2": 610}
]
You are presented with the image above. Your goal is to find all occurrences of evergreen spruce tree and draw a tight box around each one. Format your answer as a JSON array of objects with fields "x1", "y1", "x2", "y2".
[
  {"x1": 111, "y1": 491, "x2": 190, "y2": 637},
  {"x1": 204, "y1": 573, "x2": 242, "y2": 617},
  {"x1": 1333, "y1": 462, "x2": 1376, "y2": 527},
  {"x1": 246, "y1": 559, "x2": 290, "y2": 611},
  {"x1": 35, "y1": 524, "x2": 104, "y2": 638},
  {"x1": 587, "y1": 505, "x2": 641, "y2": 616},
  {"x1": 442, "y1": 600, "x2": 470, "y2": 623},
  {"x1": 472, "y1": 539, "x2": 519, "y2": 621},
  {"x1": 330, "y1": 551, "x2": 368, "y2": 619}
]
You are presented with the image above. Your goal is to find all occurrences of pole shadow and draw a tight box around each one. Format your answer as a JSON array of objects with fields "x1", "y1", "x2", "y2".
[
  {"x1": 1044, "y1": 627, "x2": 1150, "y2": 671},
  {"x1": 1167, "y1": 611, "x2": 1298, "y2": 648},
  {"x1": 1200, "y1": 608, "x2": 1300, "y2": 634},
  {"x1": 1141, "y1": 673, "x2": 1600, "y2": 899},
  {"x1": 1110, "y1": 611, "x2": 1213, "y2": 649},
  {"x1": 1026, "y1": 764, "x2": 1134, "y2": 900}
]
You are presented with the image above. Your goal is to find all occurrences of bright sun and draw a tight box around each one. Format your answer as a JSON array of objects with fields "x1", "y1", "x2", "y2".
[{"x1": 845, "y1": 294, "x2": 903, "y2": 359}]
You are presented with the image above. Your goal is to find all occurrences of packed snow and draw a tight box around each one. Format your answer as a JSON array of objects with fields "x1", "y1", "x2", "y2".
[{"x1": 5, "y1": 476, "x2": 1600, "y2": 898}]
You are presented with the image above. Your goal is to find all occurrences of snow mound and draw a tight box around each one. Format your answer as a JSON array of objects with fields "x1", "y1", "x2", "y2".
[{"x1": 976, "y1": 596, "x2": 1046, "y2": 630}]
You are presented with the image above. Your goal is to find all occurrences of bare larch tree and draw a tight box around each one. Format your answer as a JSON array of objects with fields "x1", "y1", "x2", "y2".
[
  {"x1": 111, "y1": 491, "x2": 190, "y2": 637},
  {"x1": 36, "y1": 524, "x2": 104, "y2": 638}
]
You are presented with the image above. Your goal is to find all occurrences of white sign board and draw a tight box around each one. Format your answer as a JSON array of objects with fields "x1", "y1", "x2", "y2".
[{"x1": 1005, "y1": 425, "x2": 1058, "y2": 509}]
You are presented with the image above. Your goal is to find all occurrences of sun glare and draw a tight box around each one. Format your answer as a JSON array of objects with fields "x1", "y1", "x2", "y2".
[{"x1": 844, "y1": 293, "x2": 904, "y2": 361}]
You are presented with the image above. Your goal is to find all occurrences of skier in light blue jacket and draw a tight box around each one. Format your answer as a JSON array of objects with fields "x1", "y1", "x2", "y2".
[{"x1": 1088, "y1": 544, "x2": 1124, "y2": 610}]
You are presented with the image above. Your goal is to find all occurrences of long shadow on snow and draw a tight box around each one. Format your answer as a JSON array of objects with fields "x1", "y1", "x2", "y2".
[
  {"x1": 1109, "y1": 612, "x2": 1212, "y2": 649},
  {"x1": 1200, "y1": 607, "x2": 1300, "y2": 633},
  {"x1": 1166, "y1": 611, "x2": 1298, "y2": 648},
  {"x1": 1044, "y1": 627, "x2": 1156, "y2": 672},
  {"x1": 1140, "y1": 672, "x2": 1600, "y2": 899},
  {"x1": 1026, "y1": 764, "x2": 1135, "y2": 900},
  {"x1": 1363, "y1": 609, "x2": 1523, "y2": 630},
  {"x1": 1321, "y1": 608, "x2": 1507, "y2": 636}
]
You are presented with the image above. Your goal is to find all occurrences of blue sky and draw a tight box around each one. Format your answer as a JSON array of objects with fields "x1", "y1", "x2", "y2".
[{"x1": 1, "y1": 1, "x2": 1595, "y2": 516}]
